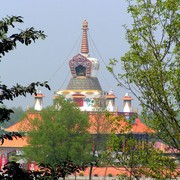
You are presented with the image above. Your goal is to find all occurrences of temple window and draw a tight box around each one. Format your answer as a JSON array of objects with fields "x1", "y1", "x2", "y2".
[{"x1": 75, "y1": 65, "x2": 86, "y2": 76}]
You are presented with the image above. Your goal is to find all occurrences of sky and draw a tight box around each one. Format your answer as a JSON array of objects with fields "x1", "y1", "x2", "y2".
[{"x1": 0, "y1": 0, "x2": 139, "y2": 112}]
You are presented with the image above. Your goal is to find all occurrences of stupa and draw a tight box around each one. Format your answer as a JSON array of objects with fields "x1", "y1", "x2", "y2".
[{"x1": 56, "y1": 20, "x2": 116, "y2": 112}]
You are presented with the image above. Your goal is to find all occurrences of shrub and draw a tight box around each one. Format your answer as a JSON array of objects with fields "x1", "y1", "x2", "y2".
[
  {"x1": 108, "y1": 173, "x2": 113, "y2": 177},
  {"x1": 117, "y1": 174, "x2": 128, "y2": 180},
  {"x1": 79, "y1": 172, "x2": 84, "y2": 176},
  {"x1": 94, "y1": 174, "x2": 98, "y2": 177}
]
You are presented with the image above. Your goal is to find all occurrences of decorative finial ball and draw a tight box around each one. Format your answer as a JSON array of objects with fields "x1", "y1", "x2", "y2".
[{"x1": 83, "y1": 20, "x2": 88, "y2": 29}]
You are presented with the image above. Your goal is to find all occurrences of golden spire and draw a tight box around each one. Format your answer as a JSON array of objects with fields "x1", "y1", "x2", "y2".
[{"x1": 81, "y1": 20, "x2": 89, "y2": 55}]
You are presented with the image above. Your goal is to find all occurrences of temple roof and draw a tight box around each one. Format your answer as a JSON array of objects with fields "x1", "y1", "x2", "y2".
[
  {"x1": 66, "y1": 77, "x2": 102, "y2": 90},
  {"x1": 5, "y1": 112, "x2": 153, "y2": 134},
  {"x1": 2, "y1": 112, "x2": 155, "y2": 148},
  {"x1": 5, "y1": 113, "x2": 41, "y2": 132},
  {"x1": 131, "y1": 118, "x2": 154, "y2": 133},
  {"x1": 0, "y1": 136, "x2": 28, "y2": 148},
  {"x1": 89, "y1": 114, "x2": 154, "y2": 134}
]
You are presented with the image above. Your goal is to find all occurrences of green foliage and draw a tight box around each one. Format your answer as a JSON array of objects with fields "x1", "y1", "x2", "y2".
[
  {"x1": 104, "y1": 132, "x2": 178, "y2": 180},
  {"x1": 79, "y1": 172, "x2": 84, "y2": 176},
  {"x1": 107, "y1": 0, "x2": 180, "y2": 151},
  {"x1": 0, "y1": 15, "x2": 46, "y2": 59},
  {"x1": 24, "y1": 96, "x2": 92, "y2": 167},
  {"x1": 102, "y1": 114, "x2": 179, "y2": 179},
  {"x1": 37, "y1": 160, "x2": 88, "y2": 179},
  {"x1": 0, "y1": 106, "x2": 25, "y2": 129},
  {"x1": 0, "y1": 15, "x2": 50, "y2": 142},
  {"x1": 0, "y1": 161, "x2": 43, "y2": 179},
  {"x1": 0, "y1": 161, "x2": 88, "y2": 179}
]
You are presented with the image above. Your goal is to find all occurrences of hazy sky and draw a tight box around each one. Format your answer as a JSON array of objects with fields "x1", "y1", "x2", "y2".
[{"x1": 1, "y1": 0, "x2": 138, "y2": 111}]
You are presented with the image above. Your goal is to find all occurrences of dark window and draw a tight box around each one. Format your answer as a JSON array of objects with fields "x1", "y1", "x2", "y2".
[{"x1": 75, "y1": 65, "x2": 86, "y2": 76}]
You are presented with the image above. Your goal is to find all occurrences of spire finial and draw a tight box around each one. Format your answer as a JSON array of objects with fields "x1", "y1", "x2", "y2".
[{"x1": 81, "y1": 20, "x2": 89, "y2": 55}]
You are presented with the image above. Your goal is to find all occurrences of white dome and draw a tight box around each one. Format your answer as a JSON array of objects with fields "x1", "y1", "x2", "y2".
[{"x1": 87, "y1": 57, "x2": 100, "y2": 77}]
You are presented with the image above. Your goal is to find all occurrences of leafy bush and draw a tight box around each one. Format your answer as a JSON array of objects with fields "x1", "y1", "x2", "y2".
[{"x1": 79, "y1": 172, "x2": 84, "y2": 176}]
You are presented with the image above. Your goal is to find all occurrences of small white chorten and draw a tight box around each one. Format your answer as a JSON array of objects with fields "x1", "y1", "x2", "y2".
[
  {"x1": 123, "y1": 92, "x2": 133, "y2": 112},
  {"x1": 106, "y1": 89, "x2": 116, "y2": 112},
  {"x1": 34, "y1": 90, "x2": 44, "y2": 111}
]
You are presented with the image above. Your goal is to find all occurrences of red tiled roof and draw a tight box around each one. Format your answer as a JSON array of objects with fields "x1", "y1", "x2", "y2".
[
  {"x1": 34, "y1": 94, "x2": 44, "y2": 98},
  {"x1": 5, "y1": 113, "x2": 41, "y2": 132},
  {"x1": 106, "y1": 94, "x2": 117, "y2": 98},
  {"x1": 5, "y1": 112, "x2": 153, "y2": 134},
  {"x1": 0, "y1": 136, "x2": 28, "y2": 148},
  {"x1": 131, "y1": 118, "x2": 154, "y2": 133},
  {"x1": 3, "y1": 112, "x2": 154, "y2": 148},
  {"x1": 88, "y1": 113, "x2": 154, "y2": 134},
  {"x1": 154, "y1": 141, "x2": 179, "y2": 154},
  {"x1": 88, "y1": 113, "x2": 111, "y2": 134},
  {"x1": 77, "y1": 166, "x2": 180, "y2": 177},
  {"x1": 78, "y1": 166, "x2": 127, "y2": 176},
  {"x1": 122, "y1": 96, "x2": 133, "y2": 100}
]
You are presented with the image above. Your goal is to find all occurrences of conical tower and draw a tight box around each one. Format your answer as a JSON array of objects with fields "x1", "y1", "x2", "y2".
[
  {"x1": 81, "y1": 20, "x2": 89, "y2": 56},
  {"x1": 106, "y1": 89, "x2": 117, "y2": 112},
  {"x1": 123, "y1": 92, "x2": 133, "y2": 112},
  {"x1": 56, "y1": 20, "x2": 116, "y2": 112},
  {"x1": 34, "y1": 90, "x2": 44, "y2": 111},
  {"x1": 67, "y1": 20, "x2": 101, "y2": 90}
]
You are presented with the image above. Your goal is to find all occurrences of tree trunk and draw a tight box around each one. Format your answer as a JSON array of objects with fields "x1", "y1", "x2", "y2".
[
  {"x1": 74, "y1": 172, "x2": 76, "y2": 180},
  {"x1": 89, "y1": 163, "x2": 93, "y2": 180}
]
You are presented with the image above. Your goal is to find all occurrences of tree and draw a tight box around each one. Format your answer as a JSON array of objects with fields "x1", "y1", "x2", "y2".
[
  {"x1": 0, "y1": 161, "x2": 35, "y2": 180},
  {"x1": 89, "y1": 105, "x2": 110, "y2": 180},
  {"x1": 1, "y1": 106, "x2": 25, "y2": 129},
  {"x1": 105, "y1": 134, "x2": 178, "y2": 180},
  {"x1": 103, "y1": 115, "x2": 179, "y2": 180},
  {"x1": 24, "y1": 96, "x2": 92, "y2": 179},
  {"x1": 90, "y1": 97, "x2": 111, "y2": 151},
  {"x1": 0, "y1": 15, "x2": 50, "y2": 142},
  {"x1": 0, "y1": 161, "x2": 88, "y2": 180},
  {"x1": 108, "y1": 0, "x2": 180, "y2": 151}
]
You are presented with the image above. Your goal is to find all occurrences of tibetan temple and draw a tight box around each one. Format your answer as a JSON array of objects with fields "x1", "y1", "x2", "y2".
[
  {"x1": 0, "y1": 20, "x2": 155, "y2": 171},
  {"x1": 56, "y1": 20, "x2": 116, "y2": 112}
]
